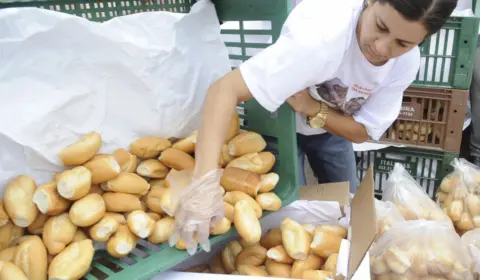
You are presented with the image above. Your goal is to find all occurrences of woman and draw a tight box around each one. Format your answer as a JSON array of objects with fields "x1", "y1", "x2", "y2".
[{"x1": 169, "y1": 0, "x2": 458, "y2": 254}]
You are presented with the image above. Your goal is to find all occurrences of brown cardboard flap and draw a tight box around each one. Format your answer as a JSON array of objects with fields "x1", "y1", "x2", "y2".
[
  {"x1": 300, "y1": 182, "x2": 350, "y2": 204},
  {"x1": 348, "y1": 165, "x2": 377, "y2": 279}
]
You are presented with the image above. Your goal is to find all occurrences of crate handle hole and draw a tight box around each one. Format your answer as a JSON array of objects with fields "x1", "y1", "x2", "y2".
[
  {"x1": 460, "y1": 65, "x2": 465, "y2": 68},
  {"x1": 464, "y1": 40, "x2": 468, "y2": 44},
  {"x1": 454, "y1": 109, "x2": 457, "y2": 113},
  {"x1": 450, "y1": 130, "x2": 454, "y2": 134}
]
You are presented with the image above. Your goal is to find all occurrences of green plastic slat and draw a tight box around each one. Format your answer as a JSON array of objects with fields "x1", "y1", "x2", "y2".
[{"x1": 0, "y1": 0, "x2": 300, "y2": 279}]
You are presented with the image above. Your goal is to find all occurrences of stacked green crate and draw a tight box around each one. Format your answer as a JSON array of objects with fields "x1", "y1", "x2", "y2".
[{"x1": 0, "y1": 0, "x2": 300, "y2": 279}]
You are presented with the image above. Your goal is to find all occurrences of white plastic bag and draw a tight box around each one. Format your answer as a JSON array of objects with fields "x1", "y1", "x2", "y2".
[
  {"x1": 462, "y1": 228, "x2": 480, "y2": 278},
  {"x1": 370, "y1": 220, "x2": 473, "y2": 280},
  {"x1": 0, "y1": 0, "x2": 231, "y2": 190},
  {"x1": 382, "y1": 163, "x2": 451, "y2": 224},
  {"x1": 436, "y1": 159, "x2": 480, "y2": 234},
  {"x1": 374, "y1": 199, "x2": 405, "y2": 242}
]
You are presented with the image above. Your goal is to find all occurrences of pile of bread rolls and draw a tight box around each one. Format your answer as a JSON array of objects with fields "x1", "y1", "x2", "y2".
[
  {"x1": 370, "y1": 220, "x2": 473, "y2": 280},
  {"x1": 374, "y1": 200, "x2": 405, "y2": 243},
  {"x1": 436, "y1": 159, "x2": 480, "y2": 235},
  {"x1": 0, "y1": 111, "x2": 282, "y2": 279},
  {"x1": 382, "y1": 164, "x2": 451, "y2": 224},
  {"x1": 185, "y1": 218, "x2": 346, "y2": 280},
  {"x1": 461, "y1": 229, "x2": 480, "y2": 279},
  {"x1": 390, "y1": 123, "x2": 434, "y2": 142}
]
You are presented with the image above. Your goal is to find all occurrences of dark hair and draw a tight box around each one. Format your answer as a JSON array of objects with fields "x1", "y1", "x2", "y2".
[{"x1": 374, "y1": 0, "x2": 458, "y2": 35}]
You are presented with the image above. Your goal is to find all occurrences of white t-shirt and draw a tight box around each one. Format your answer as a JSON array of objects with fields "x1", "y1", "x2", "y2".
[{"x1": 239, "y1": 0, "x2": 420, "y2": 140}]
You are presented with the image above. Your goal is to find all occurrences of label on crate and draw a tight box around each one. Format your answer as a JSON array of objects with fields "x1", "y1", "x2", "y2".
[
  {"x1": 399, "y1": 102, "x2": 422, "y2": 120},
  {"x1": 374, "y1": 158, "x2": 418, "y2": 177}
]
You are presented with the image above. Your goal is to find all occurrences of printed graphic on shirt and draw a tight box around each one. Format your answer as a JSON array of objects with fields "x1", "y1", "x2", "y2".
[{"x1": 310, "y1": 78, "x2": 370, "y2": 116}]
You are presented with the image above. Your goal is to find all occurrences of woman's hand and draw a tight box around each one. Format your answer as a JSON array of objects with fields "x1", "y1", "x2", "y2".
[{"x1": 287, "y1": 89, "x2": 321, "y2": 117}]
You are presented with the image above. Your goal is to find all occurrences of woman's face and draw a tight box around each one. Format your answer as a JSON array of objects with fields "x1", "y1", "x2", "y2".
[{"x1": 357, "y1": 1, "x2": 428, "y2": 65}]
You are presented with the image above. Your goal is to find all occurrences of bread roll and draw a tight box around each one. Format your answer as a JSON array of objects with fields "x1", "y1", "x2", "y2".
[
  {"x1": 89, "y1": 215, "x2": 120, "y2": 242},
  {"x1": 311, "y1": 231, "x2": 343, "y2": 258},
  {"x1": 83, "y1": 154, "x2": 120, "y2": 184},
  {"x1": 126, "y1": 210, "x2": 155, "y2": 239},
  {"x1": 149, "y1": 179, "x2": 165, "y2": 188},
  {"x1": 13, "y1": 235, "x2": 47, "y2": 280},
  {"x1": 0, "y1": 202, "x2": 9, "y2": 227},
  {"x1": 136, "y1": 160, "x2": 168, "y2": 179},
  {"x1": 219, "y1": 144, "x2": 235, "y2": 167},
  {"x1": 224, "y1": 202, "x2": 235, "y2": 221},
  {"x1": 210, "y1": 253, "x2": 226, "y2": 274},
  {"x1": 228, "y1": 131, "x2": 267, "y2": 157},
  {"x1": 32, "y1": 181, "x2": 71, "y2": 216},
  {"x1": 227, "y1": 152, "x2": 275, "y2": 174},
  {"x1": 237, "y1": 265, "x2": 269, "y2": 277},
  {"x1": 371, "y1": 255, "x2": 390, "y2": 275},
  {"x1": 72, "y1": 229, "x2": 88, "y2": 242},
  {"x1": 158, "y1": 188, "x2": 174, "y2": 216},
  {"x1": 448, "y1": 200, "x2": 463, "y2": 222},
  {"x1": 235, "y1": 245, "x2": 267, "y2": 267},
  {"x1": 234, "y1": 200, "x2": 261, "y2": 244},
  {"x1": 0, "y1": 261, "x2": 28, "y2": 280},
  {"x1": 259, "y1": 173, "x2": 279, "y2": 193},
  {"x1": 103, "y1": 172, "x2": 150, "y2": 195},
  {"x1": 256, "y1": 192, "x2": 282, "y2": 211},
  {"x1": 106, "y1": 224, "x2": 137, "y2": 258},
  {"x1": 302, "y1": 270, "x2": 333, "y2": 280},
  {"x1": 238, "y1": 238, "x2": 259, "y2": 249},
  {"x1": 221, "y1": 240, "x2": 243, "y2": 274},
  {"x1": 113, "y1": 148, "x2": 137, "y2": 173},
  {"x1": 147, "y1": 212, "x2": 162, "y2": 221},
  {"x1": 223, "y1": 191, "x2": 262, "y2": 218},
  {"x1": 221, "y1": 168, "x2": 261, "y2": 197},
  {"x1": 265, "y1": 259, "x2": 292, "y2": 278},
  {"x1": 0, "y1": 247, "x2": 16, "y2": 262},
  {"x1": 172, "y1": 132, "x2": 197, "y2": 154},
  {"x1": 281, "y1": 218, "x2": 312, "y2": 260},
  {"x1": 148, "y1": 216, "x2": 175, "y2": 244},
  {"x1": 456, "y1": 212, "x2": 475, "y2": 231},
  {"x1": 69, "y1": 193, "x2": 106, "y2": 227},
  {"x1": 210, "y1": 217, "x2": 231, "y2": 235},
  {"x1": 59, "y1": 132, "x2": 102, "y2": 166},
  {"x1": 48, "y1": 239, "x2": 94, "y2": 280},
  {"x1": 42, "y1": 213, "x2": 77, "y2": 255},
  {"x1": 225, "y1": 111, "x2": 240, "y2": 143},
  {"x1": 129, "y1": 137, "x2": 171, "y2": 159},
  {"x1": 314, "y1": 224, "x2": 348, "y2": 239},
  {"x1": 145, "y1": 186, "x2": 166, "y2": 214},
  {"x1": 103, "y1": 193, "x2": 142, "y2": 213},
  {"x1": 466, "y1": 195, "x2": 480, "y2": 216},
  {"x1": 291, "y1": 254, "x2": 325, "y2": 279},
  {"x1": 0, "y1": 222, "x2": 24, "y2": 251},
  {"x1": 383, "y1": 248, "x2": 411, "y2": 274},
  {"x1": 27, "y1": 213, "x2": 49, "y2": 235},
  {"x1": 57, "y1": 166, "x2": 92, "y2": 201},
  {"x1": 158, "y1": 148, "x2": 195, "y2": 171},
  {"x1": 267, "y1": 245, "x2": 294, "y2": 264},
  {"x1": 324, "y1": 253, "x2": 338, "y2": 273},
  {"x1": 4, "y1": 175, "x2": 38, "y2": 228},
  {"x1": 104, "y1": 213, "x2": 127, "y2": 225},
  {"x1": 260, "y1": 228, "x2": 283, "y2": 249}
]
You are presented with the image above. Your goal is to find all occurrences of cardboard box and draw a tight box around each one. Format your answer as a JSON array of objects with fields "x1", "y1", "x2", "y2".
[{"x1": 153, "y1": 166, "x2": 377, "y2": 280}]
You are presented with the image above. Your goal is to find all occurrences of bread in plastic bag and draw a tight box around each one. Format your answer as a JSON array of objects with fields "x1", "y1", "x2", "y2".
[
  {"x1": 461, "y1": 228, "x2": 480, "y2": 278},
  {"x1": 370, "y1": 220, "x2": 473, "y2": 280},
  {"x1": 436, "y1": 159, "x2": 480, "y2": 233},
  {"x1": 382, "y1": 163, "x2": 451, "y2": 224},
  {"x1": 374, "y1": 199, "x2": 405, "y2": 242}
]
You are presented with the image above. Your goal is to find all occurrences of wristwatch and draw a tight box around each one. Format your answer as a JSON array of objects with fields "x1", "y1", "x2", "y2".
[{"x1": 308, "y1": 102, "x2": 329, "y2": 128}]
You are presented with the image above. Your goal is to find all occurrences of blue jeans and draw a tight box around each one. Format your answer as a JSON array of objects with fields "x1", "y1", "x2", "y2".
[{"x1": 297, "y1": 133, "x2": 360, "y2": 194}]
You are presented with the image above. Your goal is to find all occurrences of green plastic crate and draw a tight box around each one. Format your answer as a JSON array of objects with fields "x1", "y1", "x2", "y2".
[
  {"x1": 413, "y1": 16, "x2": 480, "y2": 89},
  {"x1": 0, "y1": 0, "x2": 300, "y2": 279},
  {"x1": 356, "y1": 147, "x2": 458, "y2": 200}
]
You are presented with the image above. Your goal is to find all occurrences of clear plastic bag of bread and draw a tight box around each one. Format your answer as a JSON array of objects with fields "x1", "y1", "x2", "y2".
[
  {"x1": 382, "y1": 163, "x2": 451, "y2": 224},
  {"x1": 370, "y1": 220, "x2": 474, "y2": 280},
  {"x1": 461, "y1": 228, "x2": 480, "y2": 277},
  {"x1": 374, "y1": 199, "x2": 405, "y2": 242},
  {"x1": 436, "y1": 159, "x2": 480, "y2": 233},
  {"x1": 164, "y1": 168, "x2": 225, "y2": 256}
]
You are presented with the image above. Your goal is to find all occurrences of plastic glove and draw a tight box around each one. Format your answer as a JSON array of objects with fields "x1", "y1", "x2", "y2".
[{"x1": 164, "y1": 168, "x2": 224, "y2": 255}]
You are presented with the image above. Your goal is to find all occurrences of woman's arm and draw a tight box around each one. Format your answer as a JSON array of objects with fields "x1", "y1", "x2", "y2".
[{"x1": 193, "y1": 69, "x2": 253, "y2": 178}]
